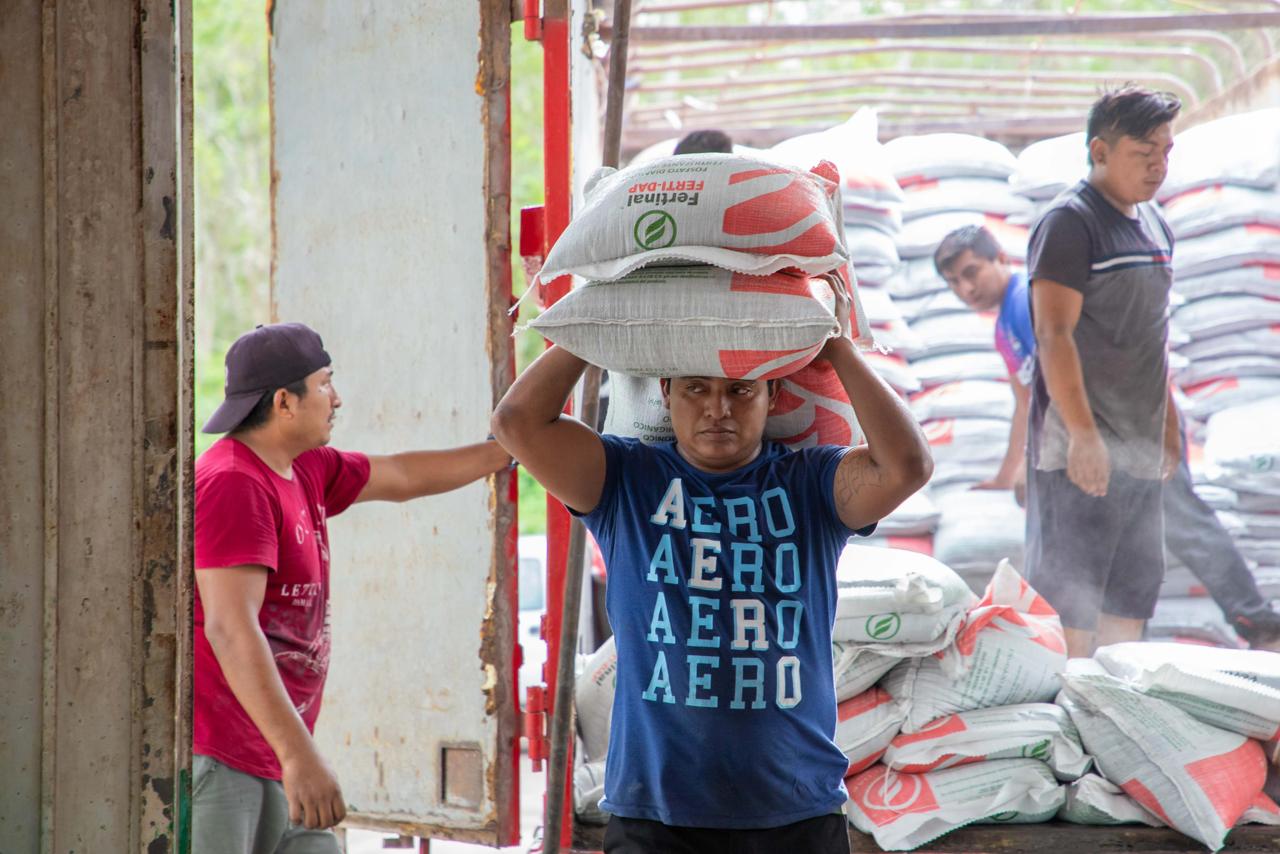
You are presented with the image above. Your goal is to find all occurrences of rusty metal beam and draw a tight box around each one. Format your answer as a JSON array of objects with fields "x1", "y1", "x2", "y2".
[
  {"x1": 608, "y1": 12, "x2": 1280, "y2": 41},
  {"x1": 630, "y1": 42, "x2": 1227, "y2": 94}
]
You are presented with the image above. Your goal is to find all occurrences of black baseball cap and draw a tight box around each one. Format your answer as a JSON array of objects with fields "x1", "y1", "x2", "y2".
[{"x1": 202, "y1": 322, "x2": 332, "y2": 434}]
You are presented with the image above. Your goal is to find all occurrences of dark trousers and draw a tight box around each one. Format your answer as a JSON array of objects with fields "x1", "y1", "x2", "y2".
[
  {"x1": 603, "y1": 814, "x2": 850, "y2": 854},
  {"x1": 1164, "y1": 458, "x2": 1271, "y2": 623}
]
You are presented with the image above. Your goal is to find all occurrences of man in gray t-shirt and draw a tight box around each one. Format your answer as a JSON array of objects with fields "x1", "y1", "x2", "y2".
[{"x1": 1025, "y1": 87, "x2": 1183, "y2": 659}]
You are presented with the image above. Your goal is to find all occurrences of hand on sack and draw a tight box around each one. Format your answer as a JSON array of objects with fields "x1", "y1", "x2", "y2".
[{"x1": 1067, "y1": 429, "x2": 1110, "y2": 497}]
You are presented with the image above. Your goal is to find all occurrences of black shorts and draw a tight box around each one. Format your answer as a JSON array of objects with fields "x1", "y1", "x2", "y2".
[
  {"x1": 1025, "y1": 467, "x2": 1165, "y2": 630},
  {"x1": 603, "y1": 813, "x2": 850, "y2": 854}
]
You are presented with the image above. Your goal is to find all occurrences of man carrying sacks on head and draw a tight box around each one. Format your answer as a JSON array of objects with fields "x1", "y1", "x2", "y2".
[
  {"x1": 1022, "y1": 87, "x2": 1183, "y2": 659},
  {"x1": 492, "y1": 298, "x2": 932, "y2": 853}
]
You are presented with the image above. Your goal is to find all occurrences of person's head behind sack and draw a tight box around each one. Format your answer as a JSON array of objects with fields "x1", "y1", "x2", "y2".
[
  {"x1": 659, "y1": 376, "x2": 779, "y2": 473},
  {"x1": 934, "y1": 225, "x2": 1011, "y2": 313},
  {"x1": 1086, "y1": 85, "x2": 1181, "y2": 206},
  {"x1": 202, "y1": 322, "x2": 341, "y2": 450},
  {"x1": 673, "y1": 129, "x2": 733, "y2": 155}
]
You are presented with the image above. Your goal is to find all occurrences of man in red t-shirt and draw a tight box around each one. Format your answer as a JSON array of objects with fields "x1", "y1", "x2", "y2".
[{"x1": 194, "y1": 322, "x2": 510, "y2": 853}]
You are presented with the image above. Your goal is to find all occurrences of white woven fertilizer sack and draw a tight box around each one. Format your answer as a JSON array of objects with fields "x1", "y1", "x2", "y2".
[
  {"x1": 910, "y1": 312, "x2": 998, "y2": 358},
  {"x1": 538, "y1": 154, "x2": 850, "y2": 282},
  {"x1": 1164, "y1": 185, "x2": 1280, "y2": 239},
  {"x1": 837, "y1": 687, "x2": 908, "y2": 775},
  {"x1": 834, "y1": 643, "x2": 900, "y2": 702},
  {"x1": 863, "y1": 352, "x2": 924, "y2": 394},
  {"x1": 884, "y1": 133, "x2": 1018, "y2": 184},
  {"x1": 1173, "y1": 224, "x2": 1280, "y2": 279},
  {"x1": 834, "y1": 544, "x2": 977, "y2": 646},
  {"x1": 1172, "y1": 293, "x2": 1280, "y2": 340},
  {"x1": 898, "y1": 212, "x2": 1027, "y2": 261},
  {"x1": 530, "y1": 267, "x2": 840, "y2": 379},
  {"x1": 603, "y1": 358, "x2": 864, "y2": 448},
  {"x1": 884, "y1": 562, "x2": 1067, "y2": 732},
  {"x1": 883, "y1": 703, "x2": 1090, "y2": 780},
  {"x1": 910, "y1": 381, "x2": 1014, "y2": 422},
  {"x1": 887, "y1": 258, "x2": 949, "y2": 300},
  {"x1": 1173, "y1": 262, "x2": 1280, "y2": 302},
  {"x1": 1059, "y1": 773, "x2": 1163, "y2": 826},
  {"x1": 1058, "y1": 662, "x2": 1269, "y2": 852},
  {"x1": 1174, "y1": 354, "x2": 1280, "y2": 387},
  {"x1": 573, "y1": 759, "x2": 609, "y2": 824},
  {"x1": 769, "y1": 109, "x2": 904, "y2": 204},
  {"x1": 932, "y1": 491, "x2": 1026, "y2": 581},
  {"x1": 846, "y1": 759, "x2": 1064, "y2": 851},
  {"x1": 924, "y1": 418, "x2": 1011, "y2": 466},
  {"x1": 1182, "y1": 376, "x2": 1280, "y2": 422},
  {"x1": 902, "y1": 177, "x2": 1031, "y2": 220},
  {"x1": 894, "y1": 289, "x2": 968, "y2": 323},
  {"x1": 1010, "y1": 132, "x2": 1087, "y2": 200},
  {"x1": 1094, "y1": 642, "x2": 1280, "y2": 741},
  {"x1": 877, "y1": 489, "x2": 941, "y2": 537},
  {"x1": 911, "y1": 350, "x2": 1008, "y2": 386},
  {"x1": 1160, "y1": 108, "x2": 1280, "y2": 200},
  {"x1": 844, "y1": 227, "x2": 901, "y2": 285},
  {"x1": 575, "y1": 637, "x2": 616, "y2": 762},
  {"x1": 1204, "y1": 396, "x2": 1280, "y2": 483}
]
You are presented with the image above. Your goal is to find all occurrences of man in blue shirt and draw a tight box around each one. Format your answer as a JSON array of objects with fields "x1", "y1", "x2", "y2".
[
  {"x1": 935, "y1": 224, "x2": 1280, "y2": 652},
  {"x1": 492, "y1": 306, "x2": 932, "y2": 852}
]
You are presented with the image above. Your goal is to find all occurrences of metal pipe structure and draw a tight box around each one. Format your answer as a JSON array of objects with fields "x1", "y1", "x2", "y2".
[
  {"x1": 542, "y1": 2, "x2": 632, "y2": 848},
  {"x1": 629, "y1": 96, "x2": 1097, "y2": 129},
  {"x1": 631, "y1": 67, "x2": 1203, "y2": 108},
  {"x1": 629, "y1": 42, "x2": 1227, "y2": 96},
  {"x1": 611, "y1": 12, "x2": 1280, "y2": 41},
  {"x1": 629, "y1": 87, "x2": 1098, "y2": 120}
]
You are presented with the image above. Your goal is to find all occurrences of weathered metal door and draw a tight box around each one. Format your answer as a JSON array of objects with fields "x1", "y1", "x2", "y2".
[{"x1": 269, "y1": 1, "x2": 519, "y2": 844}]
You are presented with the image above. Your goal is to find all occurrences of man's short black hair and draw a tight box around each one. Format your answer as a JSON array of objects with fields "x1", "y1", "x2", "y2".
[
  {"x1": 933, "y1": 225, "x2": 1002, "y2": 276},
  {"x1": 232, "y1": 378, "x2": 309, "y2": 434},
  {"x1": 1086, "y1": 85, "x2": 1181, "y2": 165},
  {"x1": 673, "y1": 129, "x2": 733, "y2": 155}
]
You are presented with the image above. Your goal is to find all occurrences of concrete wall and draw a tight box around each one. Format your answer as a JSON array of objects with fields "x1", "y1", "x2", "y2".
[{"x1": 0, "y1": 1, "x2": 193, "y2": 851}]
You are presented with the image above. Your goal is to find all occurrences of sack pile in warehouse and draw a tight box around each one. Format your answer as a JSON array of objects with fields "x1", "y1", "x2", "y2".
[
  {"x1": 530, "y1": 150, "x2": 874, "y2": 448},
  {"x1": 1139, "y1": 108, "x2": 1280, "y2": 644},
  {"x1": 571, "y1": 543, "x2": 1280, "y2": 850},
  {"x1": 834, "y1": 560, "x2": 1280, "y2": 852}
]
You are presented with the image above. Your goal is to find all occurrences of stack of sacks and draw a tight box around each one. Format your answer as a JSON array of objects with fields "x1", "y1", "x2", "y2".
[
  {"x1": 770, "y1": 111, "x2": 921, "y2": 403},
  {"x1": 931, "y1": 491, "x2": 1025, "y2": 594},
  {"x1": 1007, "y1": 132, "x2": 1087, "y2": 223},
  {"x1": 829, "y1": 546, "x2": 977, "y2": 776},
  {"x1": 1148, "y1": 397, "x2": 1280, "y2": 645},
  {"x1": 771, "y1": 109, "x2": 904, "y2": 289},
  {"x1": 882, "y1": 134, "x2": 1027, "y2": 396},
  {"x1": 846, "y1": 562, "x2": 1075, "y2": 849},
  {"x1": 1160, "y1": 110, "x2": 1280, "y2": 424},
  {"x1": 528, "y1": 152, "x2": 872, "y2": 450},
  {"x1": 1202, "y1": 395, "x2": 1280, "y2": 579},
  {"x1": 1056, "y1": 652, "x2": 1280, "y2": 850}
]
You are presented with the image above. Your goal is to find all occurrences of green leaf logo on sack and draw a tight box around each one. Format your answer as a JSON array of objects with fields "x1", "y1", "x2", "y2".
[
  {"x1": 1022, "y1": 739, "x2": 1051, "y2": 761},
  {"x1": 634, "y1": 211, "x2": 677, "y2": 250},
  {"x1": 866, "y1": 613, "x2": 902, "y2": 640}
]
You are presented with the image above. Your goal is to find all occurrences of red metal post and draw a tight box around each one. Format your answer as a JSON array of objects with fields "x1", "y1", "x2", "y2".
[{"x1": 540, "y1": 1, "x2": 576, "y2": 848}]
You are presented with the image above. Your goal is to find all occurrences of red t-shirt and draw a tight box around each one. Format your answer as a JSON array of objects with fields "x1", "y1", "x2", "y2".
[{"x1": 194, "y1": 437, "x2": 370, "y2": 779}]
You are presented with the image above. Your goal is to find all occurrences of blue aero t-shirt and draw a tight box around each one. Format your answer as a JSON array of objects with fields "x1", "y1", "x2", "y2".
[{"x1": 576, "y1": 436, "x2": 868, "y2": 829}]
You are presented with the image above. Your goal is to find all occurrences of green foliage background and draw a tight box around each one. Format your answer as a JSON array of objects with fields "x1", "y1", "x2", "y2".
[{"x1": 193, "y1": 2, "x2": 548, "y2": 531}]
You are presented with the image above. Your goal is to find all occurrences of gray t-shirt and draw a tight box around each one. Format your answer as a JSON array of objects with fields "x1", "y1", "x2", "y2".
[{"x1": 1028, "y1": 180, "x2": 1173, "y2": 480}]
